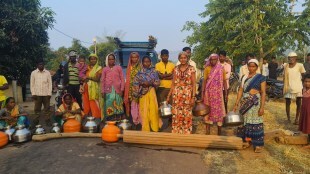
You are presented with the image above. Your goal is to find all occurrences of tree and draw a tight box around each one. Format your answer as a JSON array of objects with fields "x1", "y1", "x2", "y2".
[
  {"x1": 68, "y1": 39, "x2": 90, "y2": 57},
  {"x1": 0, "y1": 0, "x2": 55, "y2": 86},
  {"x1": 183, "y1": 0, "x2": 310, "y2": 67},
  {"x1": 89, "y1": 36, "x2": 117, "y2": 66}
]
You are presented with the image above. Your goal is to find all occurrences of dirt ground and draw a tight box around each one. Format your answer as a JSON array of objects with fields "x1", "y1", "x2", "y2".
[{"x1": 0, "y1": 94, "x2": 309, "y2": 174}]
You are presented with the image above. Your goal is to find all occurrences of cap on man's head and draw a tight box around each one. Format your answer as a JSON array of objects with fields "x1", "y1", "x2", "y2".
[
  {"x1": 161, "y1": 49, "x2": 169, "y2": 55},
  {"x1": 68, "y1": 50, "x2": 77, "y2": 57},
  {"x1": 288, "y1": 52, "x2": 297, "y2": 57}
]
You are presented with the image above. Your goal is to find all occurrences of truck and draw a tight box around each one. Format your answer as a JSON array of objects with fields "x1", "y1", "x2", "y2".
[{"x1": 113, "y1": 36, "x2": 159, "y2": 77}]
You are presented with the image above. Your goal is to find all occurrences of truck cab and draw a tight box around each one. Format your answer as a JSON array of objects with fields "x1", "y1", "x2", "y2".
[{"x1": 113, "y1": 37, "x2": 159, "y2": 77}]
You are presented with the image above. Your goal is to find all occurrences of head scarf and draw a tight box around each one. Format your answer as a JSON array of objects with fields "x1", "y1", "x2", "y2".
[
  {"x1": 105, "y1": 53, "x2": 116, "y2": 67},
  {"x1": 247, "y1": 59, "x2": 259, "y2": 66},
  {"x1": 124, "y1": 52, "x2": 141, "y2": 116},
  {"x1": 62, "y1": 93, "x2": 76, "y2": 110},
  {"x1": 88, "y1": 53, "x2": 101, "y2": 100}
]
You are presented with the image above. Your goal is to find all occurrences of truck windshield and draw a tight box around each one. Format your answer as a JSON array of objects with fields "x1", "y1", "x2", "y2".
[{"x1": 117, "y1": 51, "x2": 157, "y2": 67}]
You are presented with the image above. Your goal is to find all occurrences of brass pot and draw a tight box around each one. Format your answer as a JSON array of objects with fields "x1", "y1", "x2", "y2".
[{"x1": 192, "y1": 100, "x2": 210, "y2": 116}]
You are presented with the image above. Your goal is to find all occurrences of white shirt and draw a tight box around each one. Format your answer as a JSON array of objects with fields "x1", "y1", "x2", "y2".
[
  {"x1": 262, "y1": 63, "x2": 269, "y2": 77},
  {"x1": 284, "y1": 63, "x2": 306, "y2": 93},
  {"x1": 30, "y1": 69, "x2": 52, "y2": 96}
]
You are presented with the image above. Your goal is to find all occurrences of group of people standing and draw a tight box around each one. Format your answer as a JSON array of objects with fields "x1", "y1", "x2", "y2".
[{"x1": 1, "y1": 46, "x2": 310, "y2": 152}]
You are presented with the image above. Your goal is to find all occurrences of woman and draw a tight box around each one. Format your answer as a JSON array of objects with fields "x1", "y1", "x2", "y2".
[
  {"x1": 133, "y1": 55, "x2": 160, "y2": 132},
  {"x1": 82, "y1": 54, "x2": 102, "y2": 119},
  {"x1": 233, "y1": 59, "x2": 266, "y2": 153},
  {"x1": 0, "y1": 97, "x2": 29, "y2": 129},
  {"x1": 167, "y1": 52, "x2": 196, "y2": 134},
  {"x1": 101, "y1": 53, "x2": 125, "y2": 121},
  {"x1": 55, "y1": 93, "x2": 82, "y2": 125},
  {"x1": 299, "y1": 74, "x2": 310, "y2": 148},
  {"x1": 201, "y1": 54, "x2": 227, "y2": 135},
  {"x1": 124, "y1": 52, "x2": 142, "y2": 126}
]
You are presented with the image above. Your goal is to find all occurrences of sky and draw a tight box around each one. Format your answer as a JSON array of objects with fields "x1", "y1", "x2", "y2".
[
  {"x1": 41, "y1": 0, "x2": 305, "y2": 58},
  {"x1": 41, "y1": 0, "x2": 207, "y2": 54}
]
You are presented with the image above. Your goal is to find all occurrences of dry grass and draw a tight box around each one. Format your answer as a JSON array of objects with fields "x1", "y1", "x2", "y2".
[{"x1": 194, "y1": 93, "x2": 310, "y2": 174}]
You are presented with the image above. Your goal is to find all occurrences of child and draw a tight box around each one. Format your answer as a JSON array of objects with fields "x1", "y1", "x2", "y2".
[
  {"x1": 55, "y1": 93, "x2": 82, "y2": 125},
  {"x1": 0, "y1": 97, "x2": 29, "y2": 129},
  {"x1": 299, "y1": 74, "x2": 310, "y2": 148},
  {"x1": 75, "y1": 56, "x2": 87, "y2": 93}
]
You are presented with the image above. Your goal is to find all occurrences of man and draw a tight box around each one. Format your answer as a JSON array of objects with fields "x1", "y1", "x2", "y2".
[
  {"x1": 63, "y1": 50, "x2": 82, "y2": 108},
  {"x1": 0, "y1": 75, "x2": 9, "y2": 108},
  {"x1": 304, "y1": 53, "x2": 310, "y2": 75},
  {"x1": 219, "y1": 50, "x2": 231, "y2": 113},
  {"x1": 262, "y1": 59, "x2": 269, "y2": 77},
  {"x1": 239, "y1": 53, "x2": 261, "y2": 78},
  {"x1": 30, "y1": 60, "x2": 52, "y2": 126},
  {"x1": 155, "y1": 49, "x2": 175, "y2": 131},
  {"x1": 283, "y1": 52, "x2": 306, "y2": 124},
  {"x1": 268, "y1": 56, "x2": 278, "y2": 80},
  {"x1": 176, "y1": 47, "x2": 199, "y2": 92}
]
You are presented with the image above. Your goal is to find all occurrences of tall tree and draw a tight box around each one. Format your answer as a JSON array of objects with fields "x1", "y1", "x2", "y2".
[
  {"x1": 68, "y1": 39, "x2": 90, "y2": 57},
  {"x1": 89, "y1": 36, "x2": 116, "y2": 66},
  {"x1": 183, "y1": 0, "x2": 310, "y2": 66},
  {"x1": 0, "y1": 0, "x2": 55, "y2": 86}
]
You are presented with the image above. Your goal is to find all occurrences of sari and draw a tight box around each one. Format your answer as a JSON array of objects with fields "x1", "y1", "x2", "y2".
[
  {"x1": 83, "y1": 54, "x2": 102, "y2": 119},
  {"x1": 239, "y1": 74, "x2": 266, "y2": 148},
  {"x1": 0, "y1": 99, "x2": 29, "y2": 128},
  {"x1": 101, "y1": 53, "x2": 125, "y2": 121},
  {"x1": 54, "y1": 93, "x2": 83, "y2": 125},
  {"x1": 203, "y1": 63, "x2": 226, "y2": 125},
  {"x1": 133, "y1": 67, "x2": 160, "y2": 131},
  {"x1": 124, "y1": 52, "x2": 142, "y2": 125}
]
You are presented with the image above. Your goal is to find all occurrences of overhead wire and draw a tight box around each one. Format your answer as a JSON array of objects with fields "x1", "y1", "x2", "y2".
[{"x1": 51, "y1": 27, "x2": 93, "y2": 45}]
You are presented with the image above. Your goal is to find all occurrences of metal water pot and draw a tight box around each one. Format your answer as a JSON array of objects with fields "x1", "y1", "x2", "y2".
[
  {"x1": 83, "y1": 117, "x2": 98, "y2": 133},
  {"x1": 192, "y1": 100, "x2": 210, "y2": 116},
  {"x1": 34, "y1": 125, "x2": 46, "y2": 135},
  {"x1": 50, "y1": 123, "x2": 61, "y2": 133},
  {"x1": 224, "y1": 112, "x2": 243, "y2": 126},
  {"x1": 13, "y1": 125, "x2": 31, "y2": 143},
  {"x1": 117, "y1": 119, "x2": 132, "y2": 131},
  {"x1": 159, "y1": 101, "x2": 172, "y2": 118},
  {"x1": 4, "y1": 125, "x2": 15, "y2": 142}
]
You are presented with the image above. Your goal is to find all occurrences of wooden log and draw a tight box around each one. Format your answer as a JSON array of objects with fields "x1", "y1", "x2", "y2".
[
  {"x1": 275, "y1": 134, "x2": 309, "y2": 145},
  {"x1": 32, "y1": 133, "x2": 101, "y2": 141},
  {"x1": 264, "y1": 129, "x2": 286, "y2": 141},
  {"x1": 123, "y1": 130, "x2": 243, "y2": 150}
]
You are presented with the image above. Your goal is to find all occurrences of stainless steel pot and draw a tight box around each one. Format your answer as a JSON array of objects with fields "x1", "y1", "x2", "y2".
[
  {"x1": 83, "y1": 117, "x2": 98, "y2": 133},
  {"x1": 4, "y1": 125, "x2": 15, "y2": 142},
  {"x1": 224, "y1": 112, "x2": 243, "y2": 126},
  {"x1": 13, "y1": 125, "x2": 31, "y2": 143},
  {"x1": 118, "y1": 119, "x2": 132, "y2": 131},
  {"x1": 50, "y1": 123, "x2": 61, "y2": 133},
  {"x1": 159, "y1": 101, "x2": 172, "y2": 118},
  {"x1": 34, "y1": 125, "x2": 46, "y2": 135}
]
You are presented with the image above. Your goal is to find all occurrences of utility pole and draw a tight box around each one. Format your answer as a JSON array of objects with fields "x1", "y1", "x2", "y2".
[{"x1": 290, "y1": 0, "x2": 295, "y2": 14}]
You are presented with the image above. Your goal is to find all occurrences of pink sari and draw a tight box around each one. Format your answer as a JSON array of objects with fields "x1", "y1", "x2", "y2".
[{"x1": 204, "y1": 63, "x2": 226, "y2": 123}]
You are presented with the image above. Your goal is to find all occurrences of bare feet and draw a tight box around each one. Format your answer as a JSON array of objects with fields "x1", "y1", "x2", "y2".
[{"x1": 254, "y1": 146, "x2": 263, "y2": 153}]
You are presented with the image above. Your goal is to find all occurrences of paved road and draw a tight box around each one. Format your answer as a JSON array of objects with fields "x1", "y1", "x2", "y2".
[{"x1": 0, "y1": 138, "x2": 207, "y2": 174}]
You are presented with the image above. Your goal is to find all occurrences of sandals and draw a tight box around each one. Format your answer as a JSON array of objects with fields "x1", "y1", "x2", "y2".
[
  {"x1": 293, "y1": 120, "x2": 299, "y2": 125},
  {"x1": 254, "y1": 146, "x2": 263, "y2": 153}
]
